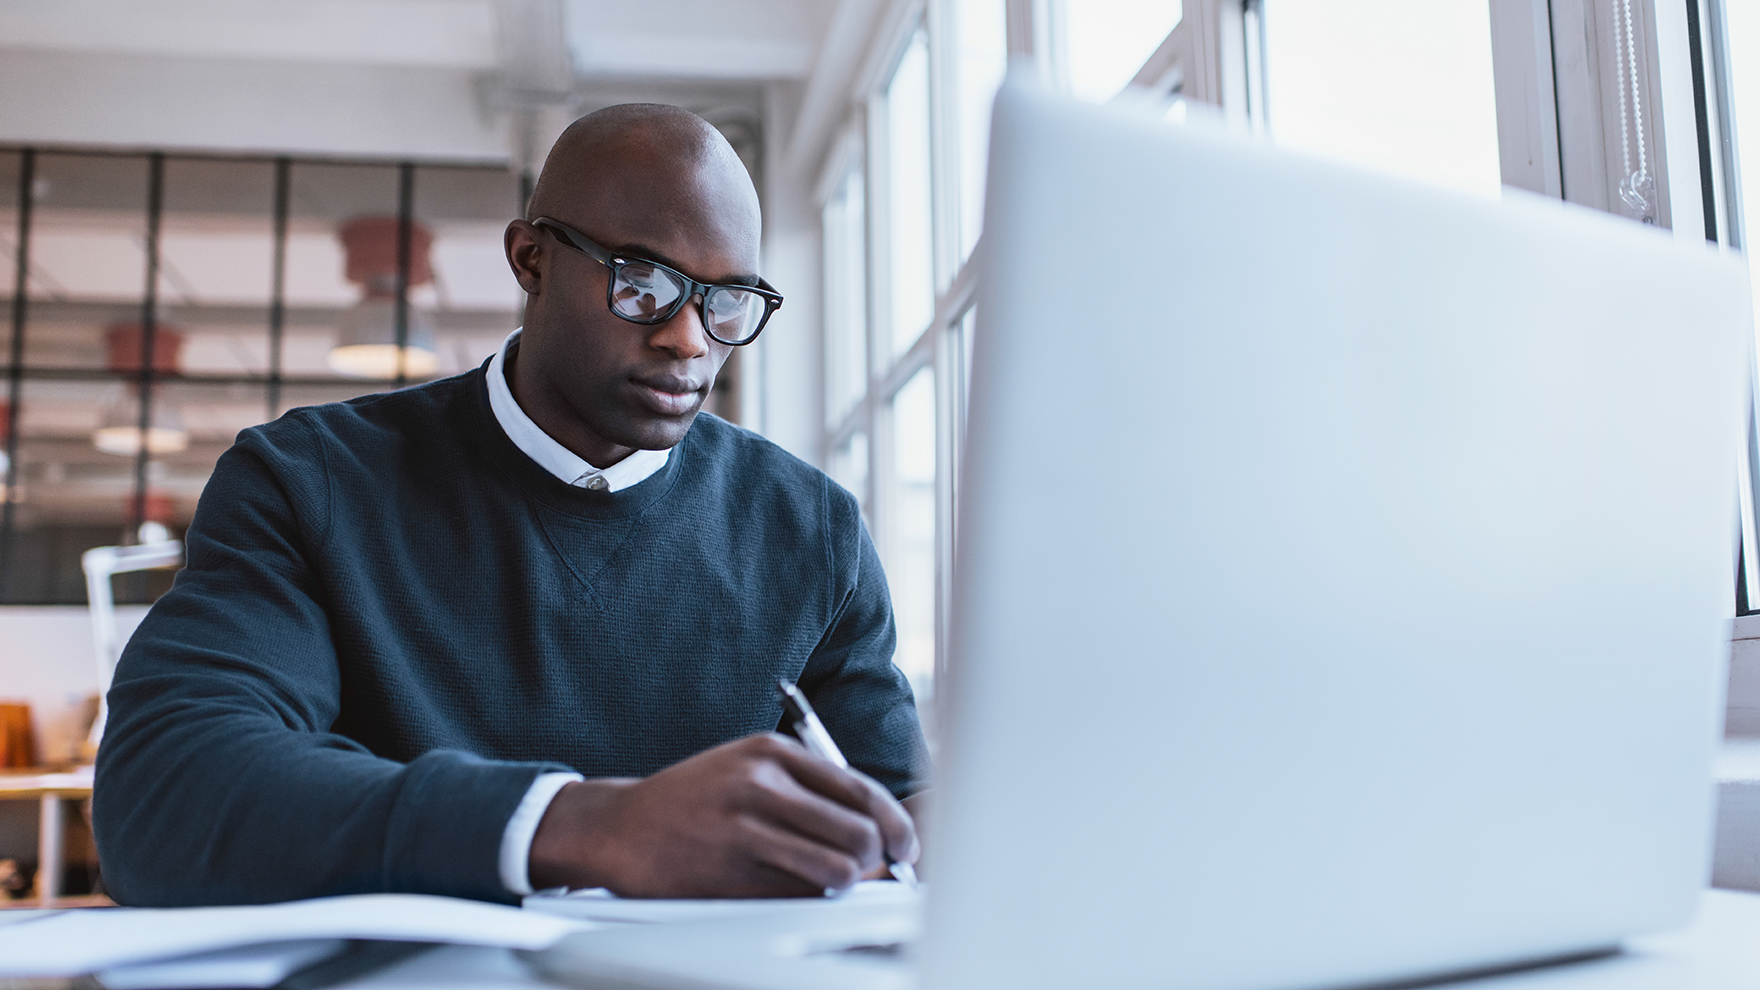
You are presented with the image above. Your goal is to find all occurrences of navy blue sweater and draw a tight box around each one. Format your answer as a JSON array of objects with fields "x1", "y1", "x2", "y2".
[{"x1": 93, "y1": 365, "x2": 928, "y2": 906}]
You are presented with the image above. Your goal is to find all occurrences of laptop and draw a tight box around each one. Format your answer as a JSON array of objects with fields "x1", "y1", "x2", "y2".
[{"x1": 527, "y1": 76, "x2": 1752, "y2": 990}]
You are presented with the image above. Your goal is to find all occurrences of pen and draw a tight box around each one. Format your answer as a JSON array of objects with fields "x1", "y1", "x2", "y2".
[{"x1": 774, "y1": 679, "x2": 919, "y2": 890}]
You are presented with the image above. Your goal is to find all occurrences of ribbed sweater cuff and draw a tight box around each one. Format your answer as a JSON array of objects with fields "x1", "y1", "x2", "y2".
[{"x1": 381, "y1": 750, "x2": 559, "y2": 903}]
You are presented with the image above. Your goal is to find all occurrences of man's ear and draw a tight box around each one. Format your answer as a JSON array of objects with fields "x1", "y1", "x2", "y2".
[{"x1": 505, "y1": 219, "x2": 544, "y2": 295}]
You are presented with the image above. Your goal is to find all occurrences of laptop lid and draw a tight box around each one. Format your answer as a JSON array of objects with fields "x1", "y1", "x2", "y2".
[{"x1": 922, "y1": 77, "x2": 1751, "y2": 990}]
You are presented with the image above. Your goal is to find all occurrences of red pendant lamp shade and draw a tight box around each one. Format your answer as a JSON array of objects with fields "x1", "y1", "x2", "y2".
[
  {"x1": 93, "y1": 323, "x2": 188, "y2": 456},
  {"x1": 330, "y1": 217, "x2": 439, "y2": 379},
  {"x1": 104, "y1": 323, "x2": 185, "y2": 374}
]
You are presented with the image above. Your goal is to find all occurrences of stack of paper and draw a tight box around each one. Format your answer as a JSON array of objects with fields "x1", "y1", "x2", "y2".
[
  {"x1": 523, "y1": 879, "x2": 919, "y2": 924},
  {"x1": 96, "y1": 939, "x2": 348, "y2": 989},
  {"x1": 0, "y1": 893, "x2": 590, "y2": 986}
]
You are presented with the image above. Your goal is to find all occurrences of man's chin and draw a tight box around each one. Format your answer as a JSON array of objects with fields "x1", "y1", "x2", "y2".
[{"x1": 624, "y1": 410, "x2": 700, "y2": 452}]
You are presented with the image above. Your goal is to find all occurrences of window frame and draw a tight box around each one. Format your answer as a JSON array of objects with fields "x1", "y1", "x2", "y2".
[
  {"x1": 0, "y1": 147, "x2": 524, "y2": 604},
  {"x1": 1490, "y1": 0, "x2": 1758, "y2": 612},
  {"x1": 816, "y1": 0, "x2": 1756, "y2": 717},
  {"x1": 816, "y1": 0, "x2": 1224, "y2": 710}
]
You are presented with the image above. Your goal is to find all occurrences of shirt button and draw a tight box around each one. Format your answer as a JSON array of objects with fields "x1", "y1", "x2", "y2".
[{"x1": 584, "y1": 476, "x2": 608, "y2": 491}]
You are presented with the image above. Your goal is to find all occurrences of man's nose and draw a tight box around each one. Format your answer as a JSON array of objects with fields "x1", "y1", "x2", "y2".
[{"x1": 649, "y1": 293, "x2": 712, "y2": 359}]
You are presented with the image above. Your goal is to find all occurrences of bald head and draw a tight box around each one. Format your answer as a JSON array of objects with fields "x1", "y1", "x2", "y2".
[{"x1": 527, "y1": 104, "x2": 760, "y2": 259}]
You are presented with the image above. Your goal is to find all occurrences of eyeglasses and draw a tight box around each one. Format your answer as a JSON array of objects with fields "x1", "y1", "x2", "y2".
[{"x1": 532, "y1": 216, "x2": 783, "y2": 346}]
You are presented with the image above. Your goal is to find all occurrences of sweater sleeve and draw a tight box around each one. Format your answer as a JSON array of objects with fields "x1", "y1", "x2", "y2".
[
  {"x1": 93, "y1": 421, "x2": 558, "y2": 906},
  {"x1": 794, "y1": 486, "x2": 932, "y2": 800}
]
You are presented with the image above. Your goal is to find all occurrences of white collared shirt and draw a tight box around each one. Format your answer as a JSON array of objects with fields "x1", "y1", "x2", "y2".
[{"x1": 485, "y1": 327, "x2": 670, "y2": 895}]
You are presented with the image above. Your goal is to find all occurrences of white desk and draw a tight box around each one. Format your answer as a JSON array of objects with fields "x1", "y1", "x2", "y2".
[
  {"x1": 0, "y1": 765, "x2": 94, "y2": 906},
  {"x1": 1715, "y1": 738, "x2": 1760, "y2": 890},
  {"x1": 336, "y1": 943, "x2": 553, "y2": 989},
  {"x1": 335, "y1": 890, "x2": 1760, "y2": 990}
]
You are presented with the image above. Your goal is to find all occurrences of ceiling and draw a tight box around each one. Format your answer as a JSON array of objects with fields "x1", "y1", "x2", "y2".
[
  {"x1": 0, "y1": 0, "x2": 844, "y2": 162},
  {"x1": 0, "y1": 0, "x2": 837, "y2": 81}
]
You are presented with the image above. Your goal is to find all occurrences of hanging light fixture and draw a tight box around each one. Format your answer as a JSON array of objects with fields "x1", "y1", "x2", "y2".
[
  {"x1": 125, "y1": 491, "x2": 178, "y2": 532},
  {"x1": 92, "y1": 323, "x2": 189, "y2": 456},
  {"x1": 93, "y1": 393, "x2": 189, "y2": 456},
  {"x1": 328, "y1": 217, "x2": 439, "y2": 380}
]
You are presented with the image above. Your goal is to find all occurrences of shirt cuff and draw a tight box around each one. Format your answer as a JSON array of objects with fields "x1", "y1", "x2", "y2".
[{"x1": 499, "y1": 771, "x2": 584, "y2": 896}]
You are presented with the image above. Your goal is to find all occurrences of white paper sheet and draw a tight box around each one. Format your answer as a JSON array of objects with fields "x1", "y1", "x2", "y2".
[
  {"x1": 522, "y1": 879, "x2": 919, "y2": 924},
  {"x1": 96, "y1": 938, "x2": 348, "y2": 990},
  {"x1": 0, "y1": 894, "x2": 591, "y2": 977}
]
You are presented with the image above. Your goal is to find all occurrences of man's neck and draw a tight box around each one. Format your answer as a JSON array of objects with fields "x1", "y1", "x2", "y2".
[{"x1": 504, "y1": 343, "x2": 635, "y2": 469}]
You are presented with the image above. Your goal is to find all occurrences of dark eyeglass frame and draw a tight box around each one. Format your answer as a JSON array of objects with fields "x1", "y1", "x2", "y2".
[{"x1": 532, "y1": 216, "x2": 783, "y2": 346}]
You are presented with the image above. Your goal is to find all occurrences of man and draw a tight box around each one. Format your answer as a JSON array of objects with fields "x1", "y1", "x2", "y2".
[{"x1": 93, "y1": 104, "x2": 927, "y2": 905}]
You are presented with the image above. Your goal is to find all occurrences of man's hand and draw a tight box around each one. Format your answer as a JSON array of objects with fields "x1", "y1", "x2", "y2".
[{"x1": 527, "y1": 733, "x2": 920, "y2": 898}]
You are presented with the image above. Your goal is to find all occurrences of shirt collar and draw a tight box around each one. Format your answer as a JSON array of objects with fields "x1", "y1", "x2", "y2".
[{"x1": 485, "y1": 328, "x2": 671, "y2": 492}]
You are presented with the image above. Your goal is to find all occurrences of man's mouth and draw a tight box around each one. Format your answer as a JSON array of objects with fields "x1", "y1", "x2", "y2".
[{"x1": 631, "y1": 375, "x2": 704, "y2": 416}]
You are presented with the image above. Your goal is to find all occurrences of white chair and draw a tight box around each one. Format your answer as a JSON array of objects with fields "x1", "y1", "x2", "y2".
[{"x1": 81, "y1": 522, "x2": 183, "y2": 751}]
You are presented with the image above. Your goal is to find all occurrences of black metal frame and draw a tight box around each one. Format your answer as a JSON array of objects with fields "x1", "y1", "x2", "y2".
[
  {"x1": 267, "y1": 157, "x2": 290, "y2": 420},
  {"x1": 532, "y1": 216, "x2": 782, "y2": 345},
  {"x1": 131, "y1": 152, "x2": 164, "y2": 534},
  {"x1": 394, "y1": 162, "x2": 415, "y2": 387},
  {"x1": 0, "y1": 149, "x2": 32, "y2": 600},
  {"x1": 0, "y1": 146, "x2": 517, "y2": 603}
]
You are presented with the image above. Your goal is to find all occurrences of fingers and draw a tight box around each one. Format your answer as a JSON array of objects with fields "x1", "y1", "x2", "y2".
[
  {"x1": 741, "y1": 814, "x2": 868, "y2": 892},
  {"x1": 862, "y1": 776, "x2": 921, "y2": 867},
  {"x1": 744, "y1": 759, "x2": 884, "y2": 871},
  {"x1": 759, "y1": 734, "x2": 873, "y2": 810},
  {"x1": 754, "y1": 734, "x2": 921, "y2": 868},
  {"x1": 558, "y1": 733, "x2": 924, "y2": 898},
  {"x1": 722, "y1": 858, "x2": 830, "y2": 899}
]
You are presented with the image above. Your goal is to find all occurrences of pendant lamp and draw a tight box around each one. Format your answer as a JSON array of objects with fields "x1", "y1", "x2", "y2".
[
  {"x1": 329, "y1": 217, "x2": 439, "y2": 380},
  {"x1": 93, "y1": 324, "x2": 189, "y2": 456},
  {"x1": 127, "y1": 492, "x2": 178, "y2": 529},
  {"x1": 93, "y1": 392, "x2": 189, "y2": 456}
]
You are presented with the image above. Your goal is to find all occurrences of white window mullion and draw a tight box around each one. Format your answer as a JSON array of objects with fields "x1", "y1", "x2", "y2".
[
  {"x1": 927, "y1": 0, "x2": 960, "y2": 295},
  {"x1": 864, "y1": 85, "x2": 892, "y2": 522},
  {"x1": 1703, "y1": 0, "x2": 1760, "y2": 608},
  {"x1": 1705, "y1": 0, "x2": 1744, "y2": 246},
  {"x1": 925, "y1": 0, "x2": 960, "y2": 706},
  {"x1": 1109, "y1": 1, "x2": 1256, "y2": 125},
  {"x1": 1653, "y1": 0, "x2": 1712, "y2": 240},
  {"x1": 1489, "y1": 0, "x2": 1566, "y2": 197},
  {"x1": 1006, "y1": 0, "x2": 1065, "y2": 84},
  {"x1": 932, "y1": 315, "x2": 962, "y2": 697},
  {"x1": 1495, "y1": 0, "x2": 1677, "y2": 226}
]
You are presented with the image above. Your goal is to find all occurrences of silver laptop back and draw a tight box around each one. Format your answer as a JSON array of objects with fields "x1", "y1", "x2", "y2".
[{"x1": 923, "y1": 78, "x2": 1750, "y2": 990}]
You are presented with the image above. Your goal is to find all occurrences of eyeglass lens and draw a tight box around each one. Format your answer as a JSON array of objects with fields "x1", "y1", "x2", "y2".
[
  {"x1": 609, "y1": 260, "x2": 766, "y2": 343},
  {"x1": 611, "y1": 261, "x2": 679, "y2": 320}
]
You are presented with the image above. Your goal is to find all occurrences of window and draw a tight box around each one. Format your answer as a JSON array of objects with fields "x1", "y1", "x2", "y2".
[
  {"x1": 884, "y1": 28, "x2": 937, "y2": 358},
  {"x1": 818, "y1": 1, "x2": 1218, "y2": 714},
  {"x1": 823, "y1": 161, "x2": 868, "y2": 426},
  {"x1": 820, "y1": 5, "x2": 1009, "y2": 714},
  {"x1": 1725, "y1": 3, "x2": 1760, "y2": 265},
  {"x1": 0, "y1": 150, "x2": 526, "y2": 604},
  {"x1": 1262, "y1": 0, "x2": 1502, "y2": 198},
  {"x1": 1708, "y1": 0, "x2": 1760, "y2": 608},
  {"x1": 1064, "y1": 1, "x2": 1186, "y2": 103},
  {"x1": 885, "y1": 366, "x2": 937, "y2": 700},
  {"x1": 954, "y1": 0, "x2": 1009, "y2": 258},
  {"x1": 808, "y1": 0, "x2": 1760, "y2": 753},
  {"x1": 829, "y1": 431, "x2": 869, "y2": 516},
  {"x1": 814, "y1": 0, "x2": 1618, "y2": 716}
]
